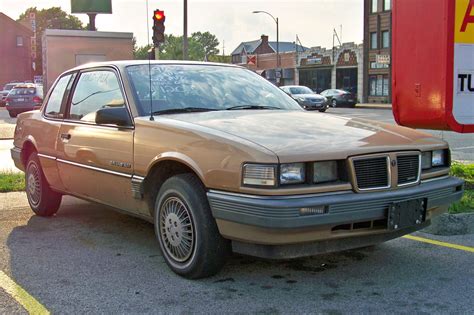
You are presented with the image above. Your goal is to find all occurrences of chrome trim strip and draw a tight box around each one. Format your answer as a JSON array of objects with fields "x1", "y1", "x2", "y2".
[
  {"x1": 207, "y1": 189, "x2": 351, "y2": 200},
  {"x1": 56, "y1": 158, "x2": 132, "y2": 178},
  {"x1": 397, "y1": 153, "x2": 422, "y2": 187},
  {"x1": 421, "y1": 175, "x2": 450, "y2": 184},
  {"x1": 37, "y1": 153, "x2": 57, "y2": 160},
  {"x1": 132, "y1": 175, "x2": 145, "y2": 181}
]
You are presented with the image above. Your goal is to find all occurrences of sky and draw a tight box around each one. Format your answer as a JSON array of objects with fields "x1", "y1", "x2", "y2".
[{"x1": 1, "y1": 0, "x2": 364, "y2": 54}]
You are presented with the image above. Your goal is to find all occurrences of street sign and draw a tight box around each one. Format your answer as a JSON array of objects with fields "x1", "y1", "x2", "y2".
[
  {"x1": 393, "y1": 0, "x2": 474, "y2": 133},
  {"x1": 247, "y1": 55, "x2": 256, "y2": 65},
  {"x1": 376, "y1": 54, "x2": 390, "y2": 64}
]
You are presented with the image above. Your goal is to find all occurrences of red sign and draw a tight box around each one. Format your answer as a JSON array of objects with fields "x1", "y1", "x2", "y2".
[
  {"x1": 247, "y1": 55, "x2": 256, "y2": 66},
  {"x1": 392, "y1": 0, "x2": 474, "y2": 133}
]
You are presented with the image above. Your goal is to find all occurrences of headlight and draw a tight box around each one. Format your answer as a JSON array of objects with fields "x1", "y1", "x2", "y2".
[
  {"x1": 421, "y1": 150, "x2": 448, "y2": 169},
  {"x1": 242, "y1": 164, "x2": 276, "y2": 186},
  {"x1": 313, "y1": 161, "x2": 338, "y2": 183},
  {"x1": 280, "y1": 163, "x2": 305, "y2": 185},
  {"x1": 296, "y1": 97, "x2": 306, "y2": 102},
  {"x1": 421, "y1": 152, "x2": 432, "y2": 170},
  {"x1": 432, "y1": 150, "x2": 446, "y2": 167}
]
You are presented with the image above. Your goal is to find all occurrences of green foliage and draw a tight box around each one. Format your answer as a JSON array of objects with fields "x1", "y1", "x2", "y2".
[
  {"x1": 134, "y1": 31, "x2": 226, "y2": 61},
  {"x1": 449, "y1": 190, "x2": 474, "y2": 214},
  {"x1": 0, "y1": 173, "x2": 25, "y2": 192},
  {"x1": 17, "y1": 7, "x2": 85, "y2": 75},
  {"x1": 449, "y1": 162, "x2": 474, "y2": 213}
]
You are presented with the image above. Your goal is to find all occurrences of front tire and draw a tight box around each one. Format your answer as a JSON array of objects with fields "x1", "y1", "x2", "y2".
[
  {"x1": 8, "y1": 111, "x2": 17, "y2": 118},
  {"x1": 154, "y1": 173, "x2": 230, "y2": 279},
  {"x1": 319, "y1": 108, "x2": 327, "y2": 112},
  {"x1": 331, "y1": 99, "x2": 337, "y2": 108},
  {"x1": 25, "y1": 152, "x2": 62, "y2": 216}
]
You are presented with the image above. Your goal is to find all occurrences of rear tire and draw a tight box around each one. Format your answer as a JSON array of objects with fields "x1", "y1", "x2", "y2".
[
  {"x1": 331, "y1": 99, "x2": 337, "y2": 108},
  {"x1": 25, "y1": 152, "x2": 62, "y2": 216},
  {"x1": 8, "y1": 111, "x2": 17, "y2": 118},
  {"x1": 154, "y1": 173, "x2": 231, "y2": 279}
]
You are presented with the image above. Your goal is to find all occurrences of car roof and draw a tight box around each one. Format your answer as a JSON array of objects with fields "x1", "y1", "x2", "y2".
[
  {"x1": 12, "y1": 84, "x2": 40, "y2": 89},
  {"x1": 68, "y1": 60, "x2": 243, "y2": 72}
]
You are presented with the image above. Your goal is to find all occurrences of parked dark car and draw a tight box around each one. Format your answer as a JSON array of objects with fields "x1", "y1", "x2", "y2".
[
  {"x1": 280, "y1": 85, "x2": 328, "y2": 112},
  {"x1": 320, "y1": 89, "x2": 356, "y2": 108},
  {"x1": 5, "y1": 84, "x2": 43, "y2": 117},
  {"x1": 0, "y1": 82, "x2": 24, "y2": 107}
]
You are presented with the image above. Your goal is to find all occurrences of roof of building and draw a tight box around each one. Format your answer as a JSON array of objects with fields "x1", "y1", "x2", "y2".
[
  {"x1": 0, "y1": 12, "x2": 34, "y2": 35},
  {"x1": 231, "y1": 39, "x2": 307, "y2": 55}
]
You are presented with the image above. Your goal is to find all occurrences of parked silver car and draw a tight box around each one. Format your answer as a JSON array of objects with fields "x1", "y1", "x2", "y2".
[{"x1": 281, "y1": 85, "x2": 328, "y2": 112}]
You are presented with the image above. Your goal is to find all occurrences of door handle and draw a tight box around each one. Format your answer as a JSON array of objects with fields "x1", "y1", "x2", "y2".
[{"x1": 60, "y1": 133, "x2": 71, "y2": 140}]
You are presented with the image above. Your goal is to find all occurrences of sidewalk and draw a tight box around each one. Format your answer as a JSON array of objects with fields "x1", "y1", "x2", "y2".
[
  {"x1": 0, "y1": 140, "x2": 20, "y2": 173},
  {"x1": 356, "y1": 103, "x2": 392, "y2": 110}
]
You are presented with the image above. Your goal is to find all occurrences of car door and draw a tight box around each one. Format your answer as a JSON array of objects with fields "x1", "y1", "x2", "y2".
[
  {"x1": 56, "y1": 68, "x2": 138, "y2": 212},
  {"x1": 33, "y1": 73, "x2": 76, "y2": 192}
]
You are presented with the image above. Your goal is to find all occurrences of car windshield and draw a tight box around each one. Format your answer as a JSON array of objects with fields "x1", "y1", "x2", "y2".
[
  {"x1": 289, "y1": 86, "x2": 313, "y2": 95},
  {"x1": 126, "y1": 64, "x2": 301, "y2": 115},
  {"x1": 9, "y1": 87, "x2": 36, "y2": 95}
]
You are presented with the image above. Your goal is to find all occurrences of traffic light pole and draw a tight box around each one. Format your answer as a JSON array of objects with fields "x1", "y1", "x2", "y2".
[{"x1": 183, "y1": 0, "x2": 188, "y2": 60}]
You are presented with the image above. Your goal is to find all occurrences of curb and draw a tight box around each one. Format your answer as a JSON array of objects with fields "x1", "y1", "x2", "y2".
[
  {"x1": 356, "y1": 104, "x2": 392, "y2": 110},
  {"x1": 423, "y1": 212, "x2": 474, "y2": 236}
]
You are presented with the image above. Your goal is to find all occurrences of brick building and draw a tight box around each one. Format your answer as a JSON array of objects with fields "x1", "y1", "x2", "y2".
[
  {"x1": 363, "y1": 0, "x2": 392, "y2": 103},
  {"x1": 298, "y1": 42, "x2": 364, "y2": 100},
  {"x1": 231, "y1": 35, "x2": 306, "y2": 85},
  {"x1": 0, "y1": 13, "x2": 33, "y2": 88}
]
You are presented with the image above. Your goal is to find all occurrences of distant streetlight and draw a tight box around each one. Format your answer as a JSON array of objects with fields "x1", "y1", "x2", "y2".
[{"x1": 252, "y1": 10, "x2": 279, "y2": 70}]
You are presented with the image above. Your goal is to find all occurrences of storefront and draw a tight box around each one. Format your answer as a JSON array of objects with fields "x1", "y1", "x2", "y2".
[{"x1": 299, "y1": 67, "x2": 332, "y2": 93}]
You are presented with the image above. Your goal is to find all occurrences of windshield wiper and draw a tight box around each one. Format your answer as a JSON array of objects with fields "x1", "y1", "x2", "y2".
[
  {"x1": 153, "y1": 107, "x2": 218, "y2": 115},
  {"x1": 226, "y1": 105, "x2": 281, "y2": 110}
]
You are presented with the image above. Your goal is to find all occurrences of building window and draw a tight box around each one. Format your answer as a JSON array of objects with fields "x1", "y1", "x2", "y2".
[
  {"x1": 382, "y1": 31, "x2": 390, "y2": 48},
  {"x1": 370, "y1": 62, "x2": 389, "y2": 69},
  {"x1": 371, "y1": 0, "x2": 378, "y2": 13},
  {"x1": 16, "y1": 36, "x2": 23, "y2": 47},
  {"x1": 370, "y1": 32, "x2": 378, "y2": 49},
  {"x1": 384, "y1": 0, "x2": 391, "y2": 11},
  {"x1": 369, "y1": 75, "x2": 389, "y2": 96}
]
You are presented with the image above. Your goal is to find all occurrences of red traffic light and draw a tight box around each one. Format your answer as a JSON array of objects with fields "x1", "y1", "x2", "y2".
[{"x1": 154, "y1": 10, "x2": 165, "y2": 20}]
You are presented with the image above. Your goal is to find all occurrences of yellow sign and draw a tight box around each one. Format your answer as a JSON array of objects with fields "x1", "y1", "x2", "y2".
[{"x1": 455, "y1": 0, "x2": 474, "y2": 43}]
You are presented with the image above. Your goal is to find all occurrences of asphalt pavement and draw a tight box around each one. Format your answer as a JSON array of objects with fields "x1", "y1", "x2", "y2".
[{"x1": 0, "y1": 193, "x2": 473, "y2": 314}]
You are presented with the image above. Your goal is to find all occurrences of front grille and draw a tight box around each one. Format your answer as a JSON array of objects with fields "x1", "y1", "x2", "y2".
[
  {"x1": 397, "y1": 155, "x2": 420, "y2": 185},
  {"x1": 353, "y1": 157, "x2": 389, "y2": 190}
]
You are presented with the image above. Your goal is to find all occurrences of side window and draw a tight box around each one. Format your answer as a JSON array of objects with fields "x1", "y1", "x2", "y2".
[
  {"x1": 44, "y1": 74, "x2": 73, "y2": 118},
  {"x1": 69, "y1": 70, "x2": 125, "y2": 123}
]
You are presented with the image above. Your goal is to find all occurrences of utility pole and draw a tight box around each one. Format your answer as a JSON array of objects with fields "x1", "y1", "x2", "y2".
[{"x1": 183, "y1": 0, "x2": 188, "y2": 60}]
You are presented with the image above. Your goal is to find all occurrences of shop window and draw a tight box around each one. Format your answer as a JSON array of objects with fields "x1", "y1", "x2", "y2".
[
  {"x1": 369, "y1": 75, "x2": 389, "y2": 96},
  {"x1": 370, "y1": 32, "x2": 378, "y2": 50},
  {"x1": 371, "y1": 0, "x2": 378, "y2": 13},
  {"x1": 382, "y1": 31, "x2": 390, "y2": 48}
]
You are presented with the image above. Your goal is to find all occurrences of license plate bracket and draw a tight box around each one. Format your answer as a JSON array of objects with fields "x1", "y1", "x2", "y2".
[{"x1": 388, "y1": 198, "x2": 426, "y2": 230}]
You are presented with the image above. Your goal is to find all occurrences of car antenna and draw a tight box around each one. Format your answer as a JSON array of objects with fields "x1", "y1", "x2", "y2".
[{"x1": 146, "y1": 0, "x2": 154, "y2": 121}]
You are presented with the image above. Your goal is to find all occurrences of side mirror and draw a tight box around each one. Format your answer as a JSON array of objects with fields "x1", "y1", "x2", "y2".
[{"x1": 95, "y1": 106, "x2": 132, "y2": 127}]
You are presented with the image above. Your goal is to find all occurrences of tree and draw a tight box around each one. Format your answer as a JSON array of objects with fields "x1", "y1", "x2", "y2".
[
  {"x1": 191, "y1": 32, "x2": 220, "y2": 60},
  {"x1": 134, "y1": 31, "x2": 222, "y2": 61},
  {"x1": 18, "y1": 7, "x2": 85, "y2": 75}
]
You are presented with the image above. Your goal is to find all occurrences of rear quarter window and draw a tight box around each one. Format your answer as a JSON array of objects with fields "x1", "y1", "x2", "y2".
[{"x1": 44, "y1": 74, "x2": 74, "y2": 118}]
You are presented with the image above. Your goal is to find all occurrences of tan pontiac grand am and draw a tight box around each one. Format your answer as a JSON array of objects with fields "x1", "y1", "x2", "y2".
[{"x1": 11, "y1": 61, "x2": 464, "y2": 278}]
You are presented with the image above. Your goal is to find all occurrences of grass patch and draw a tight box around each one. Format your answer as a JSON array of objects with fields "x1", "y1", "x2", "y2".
[
  {"x1": 0, "y1": 172, "x2": 25, "y2": 192},
  {"x1": 449, "y1": 162, "x2": 474, "y2": 214}
]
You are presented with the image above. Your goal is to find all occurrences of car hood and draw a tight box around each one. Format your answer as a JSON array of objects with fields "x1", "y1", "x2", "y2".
[{"x1": 166, "y1": 110, "x2": 446, "y2": 163}]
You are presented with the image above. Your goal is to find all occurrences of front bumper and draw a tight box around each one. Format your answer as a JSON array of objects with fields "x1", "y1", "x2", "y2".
[
  {"x1": 10, "y1": 147, "x2": 24, "y2": 171},
  {"x1": 208, "y1": 177, "x2": 464, "y2": 257}
]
